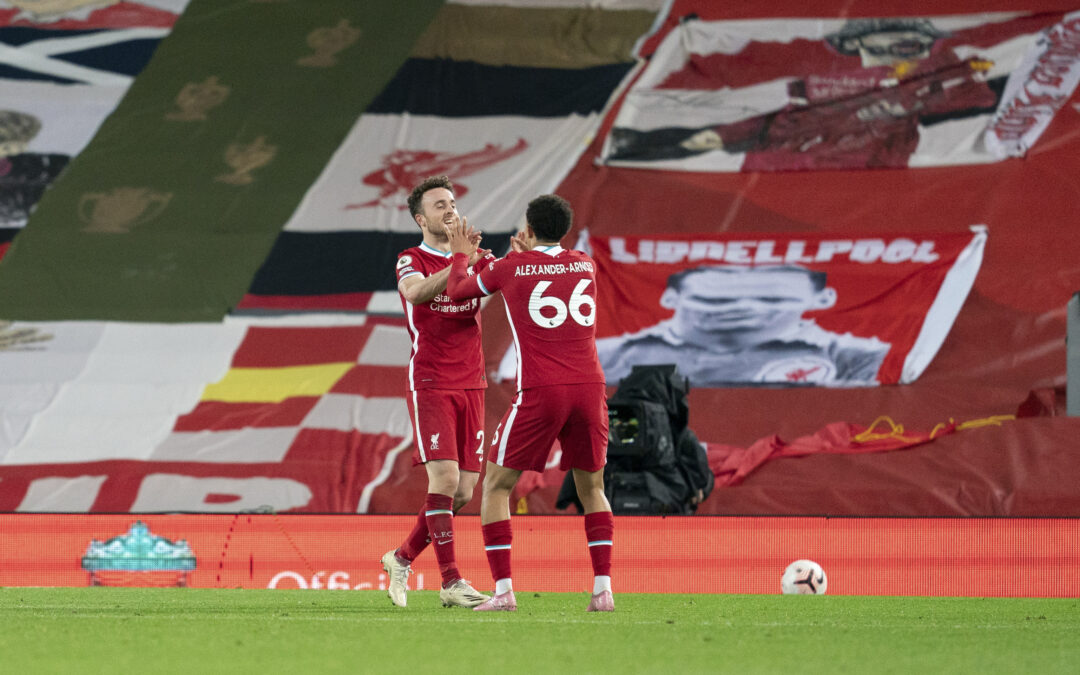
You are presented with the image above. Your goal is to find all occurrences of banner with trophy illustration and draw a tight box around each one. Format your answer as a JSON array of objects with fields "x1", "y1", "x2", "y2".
[
  {"x1": 0, "y1": 0, "x2": 443, "y2": 322},
  {"x1": 237, "y1": 1, "x2": 656, "y2": 314}
]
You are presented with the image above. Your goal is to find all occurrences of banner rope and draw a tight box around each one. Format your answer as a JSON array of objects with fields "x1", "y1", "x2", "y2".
[{"x1": 855, "y1": 414, "x2": 1016, "y2": 443}]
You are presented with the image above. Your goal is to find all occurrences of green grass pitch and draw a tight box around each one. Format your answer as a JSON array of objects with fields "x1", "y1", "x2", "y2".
[{"x1": 1, "y1": 587, "x2": 1077, "y2": 674}]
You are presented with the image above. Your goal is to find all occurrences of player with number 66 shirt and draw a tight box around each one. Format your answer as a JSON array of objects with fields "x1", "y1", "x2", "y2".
[
  {"x1": 467, "y1": 236, "x2": 604, "y2": 393},
  {"x1": 446, "y1": 194, "x2": 615, "y2": 614}
]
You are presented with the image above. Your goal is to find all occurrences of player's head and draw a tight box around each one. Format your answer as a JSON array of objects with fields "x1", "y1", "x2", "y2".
[
  {"x1": 661, "y1": 265, "x2": 836, "y2": 338},
  {"x1": 525, "y1": 194, "x2": 573, "y2": 243},
  {"x1": 826, "y1": 18, "x2": 947, "y2": 67},
  {"x1": 407, "y1": 175, "x2": 457, "y2": 237}
]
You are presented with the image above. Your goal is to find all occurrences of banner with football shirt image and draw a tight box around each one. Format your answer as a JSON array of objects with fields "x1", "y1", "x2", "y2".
[
  {"x1": 599, "y1": 10, "x2": 1080, "y2": 172},
  {"x1": 589, "y1": 227, "x2": 986, "y2": 387}
]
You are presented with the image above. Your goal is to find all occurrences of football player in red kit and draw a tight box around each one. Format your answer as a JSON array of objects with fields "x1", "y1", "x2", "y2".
[
  {"x1": 445, "y1": 194, "x2": 615, "y2": 612},
  {"x1": 381, "y1": 175, "x2": 492, "y2": 609}
]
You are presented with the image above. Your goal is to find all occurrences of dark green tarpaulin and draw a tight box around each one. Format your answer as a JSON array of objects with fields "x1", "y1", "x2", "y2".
[{"x1": 0, "y1": 0, "x2": 443, "y2": 321}]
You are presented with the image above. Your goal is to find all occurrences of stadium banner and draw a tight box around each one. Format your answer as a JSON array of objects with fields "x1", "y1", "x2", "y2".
[
  {"x1": 0, "y1": 0, "x2": 444, "y2": 322},
  {"x1": 599, "y1": 10, "x2": 1080, "y2": 172},
  {"x1": 0, "y1": 81, "x2": 132, "y2": 156},
  {"x1": 0, "y1": 2, "x2": 183, "y2": 84},
  {"x1": 279, "y1": 115, "x2": 604, "y2": 236},
  {"x1": 237, "y1": 1, "x2": 658, "y2": 315},
  {"x1": 0, "y1": 84, "x2": 123, "y2": 230},
  {"x1": 447, "y1": 1, "x2": 666, "y2": 12},
  {"x1": 239, "y1": 231, "x2": 512, "y2": 316},
  {"x1": 0, "y1": 226, "x2": 15, "y2": 260},
  {"x1": 0, "y1": 513, "x2": 1077, "y2": 597},
  {"x1": 0, "y1": 315, "x2": 419, "y2": 514},
  {"x1": 589, "y1": 227, "x2": 986, "y2": 386},
  {"x1": 0, "y1": 1, "x2": 188, "y2": 232},
  {"x1": 412, "y1": 1, "x2": 661, "y2": 68},
  {"x1": 0, "y1": 320, "x2": 245, "y2": 464},
  {"x1": 0, "y1": 0, "x2": 187, "y2": 30}
]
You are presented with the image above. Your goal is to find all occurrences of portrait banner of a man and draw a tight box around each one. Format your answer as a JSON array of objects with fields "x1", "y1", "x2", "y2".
[
  {"x1": 601, "y1": 11, "x2": 1080, "y2": 172},
  {"x1": 589, "y1": 227, "x2": 986, "y2": 387}
]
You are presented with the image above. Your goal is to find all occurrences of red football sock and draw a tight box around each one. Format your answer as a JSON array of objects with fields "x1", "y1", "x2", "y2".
[
  {"x1": 425, "y1": 493, "x2": 460, "y2": 587},
  {"x1": 481, "y1": 519, "x2": 513, "y2": 585},
  {"x1": 584, "y1": 511, "x2": 614, "y2": 577},
  {"x1": 396, "y1": 507, "x2": 430, "y2": 562}
]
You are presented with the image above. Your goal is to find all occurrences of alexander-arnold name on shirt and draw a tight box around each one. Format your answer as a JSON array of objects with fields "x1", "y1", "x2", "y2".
[{"x1": 514, "y1": 261, "x2": 594, "y2": 276}]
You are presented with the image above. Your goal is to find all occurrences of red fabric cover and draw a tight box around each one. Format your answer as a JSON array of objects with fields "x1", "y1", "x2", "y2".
[{"x1": 705, "y1": 417, "x2": 959, "y2": 488}]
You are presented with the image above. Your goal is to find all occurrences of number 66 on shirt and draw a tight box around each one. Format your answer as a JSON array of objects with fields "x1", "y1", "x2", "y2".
[{"x1": 452, "y1": 246, "x2": 605, "y2": 392}]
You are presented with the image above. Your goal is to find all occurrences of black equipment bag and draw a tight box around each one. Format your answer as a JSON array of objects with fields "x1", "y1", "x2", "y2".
[
  {"x1": 605, "y1": 469, "x2": 688, "y2": 515},
  {"x1": 606, "y1": 400, "x2": 674, "y2": 469},
  {"x1": 556, "y1": 364, "x2": 713, "y2": 515}
]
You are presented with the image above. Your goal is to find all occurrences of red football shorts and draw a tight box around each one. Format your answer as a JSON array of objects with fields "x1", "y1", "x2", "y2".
[
  {"x1": 490, "y1": 382, "x2": 608, "y2": 473},
  {"x1": 407, "y1": 388, "x2": 485, "y2": 473}
]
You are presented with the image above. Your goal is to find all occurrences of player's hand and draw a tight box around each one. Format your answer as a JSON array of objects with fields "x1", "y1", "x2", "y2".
[
  {"x1": 466, "y1": 217, "x2": 483, "y2": 246},
  {"x1": 446, "y1": 215, "x2": 475, "y2": 257},
  {"x1": 461, "y1": 216, "x2": 483, "y2": 257},
  {"x1": 444, "y1": 212, "x2": 470, "y2": 254},
  {"x1": 468, "y1": 247, "x2": 492, "y2": 265},
  {"x1": 464, "y1": 218, "x2": 486, "y2": 264},
  {"x1": 460, "y1": 220, "x2": 486, "y2": 264},
  {"x1": 510, "y1": 229, "x2": 534, "y2": 253}
]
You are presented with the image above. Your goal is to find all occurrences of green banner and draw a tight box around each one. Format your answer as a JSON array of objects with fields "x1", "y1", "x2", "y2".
[
  {"x1": 0, "y1": 0, "x2": 443, "y2": 322},
  {"x1": 410, "y1": 4, "x2": 658, "y2": 68}
]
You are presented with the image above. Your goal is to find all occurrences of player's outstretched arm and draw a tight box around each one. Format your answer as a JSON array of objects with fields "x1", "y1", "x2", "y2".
[
  {"x1": 399, "y1": 266, "x2": 452, "y2": 305},
  {"x1": 445, "y1": 223, "x2": 487, "y2": 301},
  {"x1": 445, "y1": 252, "x2": 488, "y2": 301}
]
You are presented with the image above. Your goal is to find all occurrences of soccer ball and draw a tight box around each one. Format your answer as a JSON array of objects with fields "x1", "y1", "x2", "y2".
[{"x1": 780, "y1": 559, "x2": 827, "y2": 595}]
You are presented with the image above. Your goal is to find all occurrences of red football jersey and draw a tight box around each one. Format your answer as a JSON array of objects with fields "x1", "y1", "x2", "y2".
[
  {"x1": 396, "y1": 242, "x2": 487, "y2": 391},
  {"x1": 448, "y1": 245, "x2": 605, "y2": 390}
]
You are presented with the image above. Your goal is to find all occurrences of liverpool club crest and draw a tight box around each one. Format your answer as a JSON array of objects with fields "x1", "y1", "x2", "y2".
[{"x1": 346, "y1": 139, "x2": 529, "y2": 210}]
